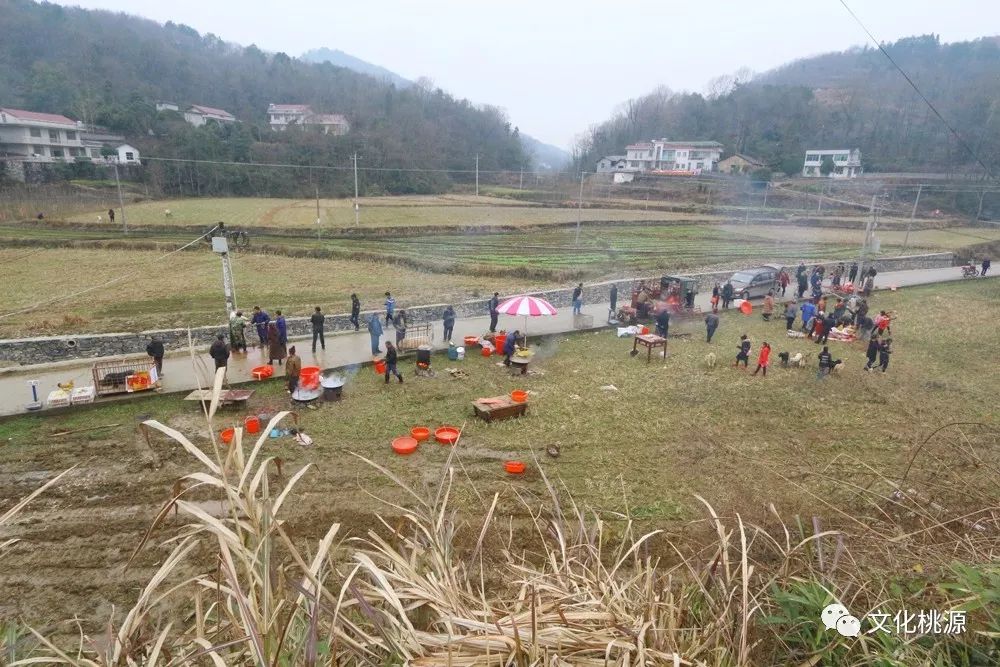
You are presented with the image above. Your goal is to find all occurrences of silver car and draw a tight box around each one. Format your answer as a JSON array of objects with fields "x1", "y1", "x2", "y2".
[{"x1": 727, "y1": 264, "x2": 783, "y2": 300}]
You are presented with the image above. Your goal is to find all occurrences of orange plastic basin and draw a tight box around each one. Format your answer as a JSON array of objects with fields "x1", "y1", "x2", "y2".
[
  {"x1": 505, "y1": 461, "x2": 526, "y2": 474},
  {"x1": 510, "y1": 390, "x2": 528, "y2": 403},
  {"x1": 374, "y1": 359, "x2": 387, "y2": 374},
  {"x1": 392, "y1": 436, "x2": 419, "y2": 455},
  {"x1": 435, "y1": 426, "x2": 460, "y2": 445},
  {"x1": 410, "y1": 426, "x2": 430, "y2": 442},
  {"x1": 481, "y1": 347, "x2": 492, "y2": 357},
  {"x1": 252, "y1": 365, "x2": 274, "y2": 380},
  {"x1": 220, "y1": 427, "x2": 236, "y2": 444},
  {"x1": 463, "y1": 336, "x2": 479, "y2": 347}
]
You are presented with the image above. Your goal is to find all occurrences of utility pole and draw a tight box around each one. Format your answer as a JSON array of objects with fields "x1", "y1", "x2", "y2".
[
  {"x1": 475, "y1": 153, "x2": 480, "y2": 196},
  {"x1": 211, "y1": 223, "x2": 236, "y2": 317},
  {"x1": 315, "y1": 180, "x2": 321, "y2": 240},
  {"x1": 574, "y1": 171, "x2": 585, "y2": 246},
  {"x1": 858, "y1": 193, "x2": 878, "y2": 277},
  {"x1": 975, "y1": 189, "x2": 986, "y2": 222},
  {"x1": 902, "y1": 184, "x2": 922, "y2": 253},
  {"x1": 353, "y1": 153, "x2": 360, "y2": 227},
  {"x1": 113, "y1": 161, "x2": 127, "y2": 234},
  {"x1": 519, "y1": 166, "x2": 523, "y2": 190},
  {"x1": 761, "y1": 183, "x2": 769, "y2": 210},
  {"x1": 745, "y1": 189, "x2": 751, "y2": 225}
]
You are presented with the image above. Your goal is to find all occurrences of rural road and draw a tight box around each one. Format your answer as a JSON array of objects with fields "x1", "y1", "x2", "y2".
[{"x1": 0, "y1": 266, "x2": 989, "y2": 417}]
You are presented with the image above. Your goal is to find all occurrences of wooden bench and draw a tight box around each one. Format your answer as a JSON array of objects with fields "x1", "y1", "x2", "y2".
[{"x1": 472, "y1": 395, "x2": 528, "y2": 423}]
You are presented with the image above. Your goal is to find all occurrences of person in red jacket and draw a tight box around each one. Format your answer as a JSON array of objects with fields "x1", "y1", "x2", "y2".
[{"x1": 752, "y1": 341, "x2": 772, "y2": 376}]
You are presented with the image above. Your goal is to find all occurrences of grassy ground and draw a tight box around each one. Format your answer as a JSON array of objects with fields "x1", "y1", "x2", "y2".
[
  {"x1": 0, "y1": 248, "x2": 547, "y2": 338},
  {"x1": 65, "y1": 195, "x2": 703, "y2": 229},
  {"x1": 1, "y1": 279, "x2": 997, "y2": 633}
]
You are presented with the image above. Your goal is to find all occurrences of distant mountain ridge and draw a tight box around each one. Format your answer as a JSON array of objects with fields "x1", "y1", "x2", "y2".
[
  {"x1": 301, "y1": 46, "x2": 570, "y2": 168},
  {"x1": 301, "y1": 47, "x2": 412, "y2": 89}
]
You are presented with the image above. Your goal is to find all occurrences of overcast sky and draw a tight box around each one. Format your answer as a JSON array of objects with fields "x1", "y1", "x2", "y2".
[{"x1": 57, "y1": 0, "x2": 999, "y2": 149}]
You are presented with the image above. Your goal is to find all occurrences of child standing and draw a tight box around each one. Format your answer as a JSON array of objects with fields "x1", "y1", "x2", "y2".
[
  {"x1": 384, "y1": 342, "x2": 403, "y2": 384},
  {"x1": 878, "y1": 338, "x2": 892, "y2": 373},
  {"x1": 734, "y1": 334, "x2": 751, "y2": 368},
  {"x1": 752, "y1": 342, "x2": 771, "y2": 376}
]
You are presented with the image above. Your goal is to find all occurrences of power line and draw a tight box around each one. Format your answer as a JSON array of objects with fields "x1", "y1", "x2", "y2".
[{"x1": 837, "y1": 0, "x2": 995, "y2": 180}]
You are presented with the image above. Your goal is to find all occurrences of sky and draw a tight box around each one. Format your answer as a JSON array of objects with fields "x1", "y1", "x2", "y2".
[{"x1": 55, "y1": 0, "x2": 1000, "y2": 149}]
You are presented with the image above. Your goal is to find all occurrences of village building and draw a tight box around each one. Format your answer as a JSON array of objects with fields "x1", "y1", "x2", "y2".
[
  {"x1": 0, "y1": 107, "x2": 89, "y2": 163},
  {"x1": 183, "y1": 104, "x2": 237, "y2": 127},
  {"x1": 624, "y1": 139, "x2": 723, "y2": 172},
  {"x1": 717, "y1": 153, "x2": 767, "y2": 174},
  {"x1": 802, "y1": 148, "x2": 862, "y2": 178},
  {"x1": 267, "y1": 104, "x2": 350, "y2": 135}
]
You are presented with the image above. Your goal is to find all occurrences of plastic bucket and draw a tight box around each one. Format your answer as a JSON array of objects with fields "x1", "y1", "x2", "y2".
[
  {"x1": 456, "y1": 346, "x2": 465, "y2": 360},
  {"x1": 220, "y1": 427, "x2": 236, "y2": 444},
  {"x1": 481, "y1": 346, "x2": 492, "y2": 358},
  {"x1": 494, "y1": 333, "x2": 507, "y2": 351},
  {"x1": 739, "y1": 300, "x2": 753, "y2": 315},
  {"x1": 640, "y1": 326, "x2": 650, "y2": 335},
  {"x1": 510, "y1": 390, "x2": 528, "y2": 403},
  {"x1": 300, "y1": 366, "x2": 321, "y2": 389},
  {"x1": 374, "y1": 359, "x2": 387, "y2": 374},
  {"x1": 244, "y1": 416, "x2": 261, "y2": 434}
]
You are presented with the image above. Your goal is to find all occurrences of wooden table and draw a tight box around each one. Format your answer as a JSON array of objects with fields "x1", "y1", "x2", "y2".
[
  {"x1": 472, "y1": 395, "x2": 528, "y2": 422},
  {"x1": 631, "y1": 334, "x2": 667, "y2": 363},
  {"x1": 184, "y1": 389, "x2": 254, "y2": 409}
]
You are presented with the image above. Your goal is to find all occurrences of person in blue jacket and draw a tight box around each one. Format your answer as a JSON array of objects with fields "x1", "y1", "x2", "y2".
[
  {"x1": 367, "y1": 313, "x2": 383, "y2": 355},
  {"x1": 275, "y1": 309, "x2": 287, "y2": 345},
  {"x1": 251, "y1": 306, "x2": 270, "y2": 347},
  {"x1": 799, "y1": 300, "x2": 817, "y2": 333},
  {"x1": 384, "y1": 291, "x2": 396, "y2": 326},
  {"x1": 502, "y1": 329, "x2": 521, "y2": 367}
]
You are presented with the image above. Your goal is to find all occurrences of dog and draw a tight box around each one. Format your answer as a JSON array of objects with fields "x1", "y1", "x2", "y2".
[
  {"x1": 778, "y1": 351, "x2": 791, "y2": 367},
  {"x1": 704, "y1": 352, "x2": 717, "y2": 369},
  {"x1": 164, "y1": 209, "x2": 172, "y2": 218},
  {"x1": 832, "y1": 360, "x2": 845, "y2": 374},
  {"x1": 789, "y1": 351, "x2": 814, "y2": 368}
]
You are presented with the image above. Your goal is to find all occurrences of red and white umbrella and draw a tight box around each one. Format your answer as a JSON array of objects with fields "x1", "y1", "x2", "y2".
[{"x1": 496, "y1": 295, "x2": 558, "y2": 344}]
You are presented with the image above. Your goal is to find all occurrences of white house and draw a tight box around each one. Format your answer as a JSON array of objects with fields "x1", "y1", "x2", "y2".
[
  {"x1": 114, "y1": 143, "x2": 141, "y2": 165},
  {"x1": 183, "y1": 104, "x2": 237, "y2": 127},
  {"x1": 596, "y1": 155, "x2": 627, "y2": 173},
  {"x1": 267, "y1": 104, "x2": 349, "y2": 135},
  {"x1": 155, "y1": 101, "x2": 179, "y2": 112},
  {"x1": 802, "y1": 149, "x2": 862, "y2": 178},
  {"x1": 624, "y1": 139, "x2": 723, "y2": 173},
  {"x1": 0, "y1": 107, "x2": 90, "y2": 162}
]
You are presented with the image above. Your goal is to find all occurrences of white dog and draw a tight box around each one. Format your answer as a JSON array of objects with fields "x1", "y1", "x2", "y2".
[{"x1": 704, "y1": 352, "x2": 717, "y2": 369}]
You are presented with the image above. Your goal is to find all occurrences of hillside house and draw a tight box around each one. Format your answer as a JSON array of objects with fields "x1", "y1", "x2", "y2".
[
  {"x1": 624, "y1": 139, "x2": 723, "y2": 172},
  {"x1": 596, "y1": 155, "x2": 627, "y2": 173},
  {"x1": 802, "y1": 149, "x2": 862, "y2": 178},
  {"x1": 0, "y1": 107, "x2": 90, "y2": 162},
  {"x1": 717, "y1": 153, "x2": 766, "y2": 174},
  {"x1": 155, "y1": 101, "x2": 179, "y2": 112},
  {"x1": 183, "y1": 104, "x2": 237, "y2": 127},
  {"x1": 267, "y1": 104, "x2": 350, "y2": 135}
]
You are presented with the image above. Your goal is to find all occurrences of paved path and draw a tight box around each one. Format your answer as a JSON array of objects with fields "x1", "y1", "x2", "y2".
[{"x1": 0, "y1": 266, "x2": 987, "y2": 417}]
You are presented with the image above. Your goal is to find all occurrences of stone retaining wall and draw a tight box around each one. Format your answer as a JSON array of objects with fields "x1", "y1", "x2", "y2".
[{"x1": 0, "y1": 253, "x2": 953, "y2": 366}]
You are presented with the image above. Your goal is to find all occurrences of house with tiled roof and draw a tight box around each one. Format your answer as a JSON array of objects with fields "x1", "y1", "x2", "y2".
[
  {"x1": 183, "y1": 104, "x2": 237, "y2": 127},
  {"x1": 624, "y1": 139, "x2": 724, "y2": 173},
  {"x1": 267, "y1": 103, "x2": 349, "y2": 135},
  {"x1": 0, "y1": 107, "x2": 89, "y2": 163}
]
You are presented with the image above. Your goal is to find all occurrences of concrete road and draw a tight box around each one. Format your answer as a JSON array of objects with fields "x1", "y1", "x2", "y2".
[{"x1": 0, "y1": 266, "x2": 988, "y2": 417}]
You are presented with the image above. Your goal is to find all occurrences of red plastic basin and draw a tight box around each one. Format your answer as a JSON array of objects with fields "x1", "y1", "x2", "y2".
[
  {"x1": 410, "y1": 426, "x2": 430, "y2": 442},
  {"x1": 392, "y1": 436, "x2": 419, "y2": 455},
  {"x1": 435, "y1": 426, "x2": 460, "y2": 445},
  {"x1": 505, "y1": 461, "x2": 526, "y2": 474}
]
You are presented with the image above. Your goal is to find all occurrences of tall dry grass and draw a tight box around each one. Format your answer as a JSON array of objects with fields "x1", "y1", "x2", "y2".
[{"x1": 4, "y1": 367, "x2": 998, "y2": 665}]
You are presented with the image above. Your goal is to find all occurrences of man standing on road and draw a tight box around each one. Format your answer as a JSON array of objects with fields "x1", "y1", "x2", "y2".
[
  {"x1": 209, "y1": 334, "x2": 230, "y2": 370},
  {"x1": 722, "y1": 280, "x2": 735, "y2": 310},
  {"x1": 848, "y1": 261, "x2": 859, "y2": 284},
  {"x1": 704, "y1": 311, "x2": 719, "y2": 343},
  {"x1": 778, "y1": 269, "x2": 790, "y2": 297},
  {"x1": 350, "y1": 294, "x2": 361, "y2": 331},
  {"x1": 384, "y1": 291, "x2": 396, "y2": 326},
  {"x1": 442, "y1": 304, "x2": 456, "y2": 343},
  {"x1": 982, "y1": 257, "x2": 992, "y2": 276},
  {"x1": 367, "y1": 313, "x2": 383, "y2": 356},
  {"x1": 229, "y1": 311, "x2": 247, "y2": 353},
  {"x1": 488, "y1": 292, "x2": 500, "y2": 333},
  {"x1": 251, "y1": 306, "x2": 270, "y2": 347},
  {"x1": 609, "y1": 284, "x2": 618, "y2": 314},
  {"x1": 275, "y1": 310, "x2": 287, "y2": 346},
  {"x1": 393, "y1": 309, "x2": 408, "y2": 345},
  {"x1": 311, "y1": 306, "x2": 325, "y2": 353},
  {"x1": 108, "y1": 208, "x2": 115, "y2": 225},
  {"x1": 572, "y1": 283, "x2": 584, "y2": 315}
]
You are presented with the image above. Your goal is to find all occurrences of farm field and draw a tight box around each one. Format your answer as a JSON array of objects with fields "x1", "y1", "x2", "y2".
[
  {"x1": 719, "y1": 224, "x2": 1000, "y2": 251},
  {"x1": 0, "y1": 248, "x2": 549, "y2": 338},
  {"x1": 1, "y1": 280, "x2": 997, "y2": 649},
  {"x1": 67, "y1": 195, "x2": 708, "y2": 229}
]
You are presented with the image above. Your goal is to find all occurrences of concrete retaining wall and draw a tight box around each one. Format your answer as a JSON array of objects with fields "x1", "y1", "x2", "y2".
[{"x1": 0, "y1": 253, "x2": 953, "y2": 366}]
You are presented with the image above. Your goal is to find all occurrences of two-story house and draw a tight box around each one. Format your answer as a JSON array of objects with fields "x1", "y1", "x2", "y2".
[
  {"x1": 0, "y1": 108, "x2": 90, "y2": 162},
  {"x1": 267, "y1": 104, "x2": 350, "y2": 135},
  {"x1": 624, "y1": 139, "x2": 723, "y2": 173},
  {"x1": 802, "y1": 149, "x2": 862, "y2": 178}
]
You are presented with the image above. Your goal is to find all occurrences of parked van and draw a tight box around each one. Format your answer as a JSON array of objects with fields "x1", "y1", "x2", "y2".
[{"x1": 727, "y1": 264, "x2": 784, "y2": 300}]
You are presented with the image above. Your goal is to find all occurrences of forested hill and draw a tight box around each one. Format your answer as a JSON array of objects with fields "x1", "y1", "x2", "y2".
[
  {"x1": 575, "y1": 34, "x2": 1000, "y2": 176},
  {"x1": 0, "y1": 0, "x2": 528, "y2": 192}
]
